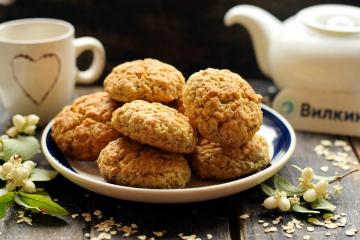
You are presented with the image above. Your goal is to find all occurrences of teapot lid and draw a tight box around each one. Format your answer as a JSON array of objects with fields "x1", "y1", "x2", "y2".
[{"x1": 297, "y1": 4, "x2": 360, "y2": 33}]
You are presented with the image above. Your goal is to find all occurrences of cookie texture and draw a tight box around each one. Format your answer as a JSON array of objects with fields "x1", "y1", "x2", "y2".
[
  {"x1": 184, "y1": 68, "x2": 262, "y2": 147},
  {"x1": 191, "y1": 135, "x2": 270, "y2": 180},
  {"x1": 97, "y1": 137, "x2": 191, "y2": 188},
  {"x1": 104, "y1": 58, "x2": 185, "y2": 103},
  {"x1": 51, "y1": 92, "x2": 120, "y2": 161},
  {"x1": 111, "y1": 100, "x2": 197, "y2": 153}
]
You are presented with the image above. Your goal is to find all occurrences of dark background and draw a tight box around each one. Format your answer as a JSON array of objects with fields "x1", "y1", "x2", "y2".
[{"x1": 1, "y1": 0, "x2": 359, "y2": 84}]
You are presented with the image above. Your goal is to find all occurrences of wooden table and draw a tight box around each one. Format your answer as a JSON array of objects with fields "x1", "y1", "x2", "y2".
[{"x1": 0, "y1": 81, "x2": 359, "y2": 240}]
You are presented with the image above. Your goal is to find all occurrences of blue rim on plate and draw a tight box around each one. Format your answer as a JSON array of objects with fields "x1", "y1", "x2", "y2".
[{"x1": 41, "y1": 104, "x2": 296, "y2": 203}]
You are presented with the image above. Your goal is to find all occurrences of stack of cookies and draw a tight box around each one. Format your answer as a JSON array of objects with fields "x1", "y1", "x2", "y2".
[
  {"x1": 51, "y1": 58, "x2": 270, "y2": 189},
  {"x1": 183, "y1": 68, "x2": 270, "y2": 180}
]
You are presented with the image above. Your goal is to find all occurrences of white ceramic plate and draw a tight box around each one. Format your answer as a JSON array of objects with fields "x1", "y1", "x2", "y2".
[{"x1": 41, "y1": 104, "x2": 296, "y2": 203}]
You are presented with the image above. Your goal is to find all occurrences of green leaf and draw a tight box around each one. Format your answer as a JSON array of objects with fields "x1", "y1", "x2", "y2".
[
  {"x1": 291, "y1": 204, "x2": 320, "y2": 214},
  {"x1": 274, "y1": 174, "x2": 305, "y2": 196},
  {"x1": 14, "y1": 195, "x2": 40, "y2": 213},
  {"x1": 0, "y1": 192, "x2": 15, "y2": 218},
  {"x1": 17, "y1": 192, "x2": 68, "y2": 216},
  {"x1": 311, "y1": 198, "x2": 336, "y2": 212},
  {"x1": 260, "y1": 183, "x2": 275, "y2": 196},
  {"x1": 291, "y1": 165, "x2": 336, "y2": 182},
  {"x1": 30, "y1": 169, "x2": 58, "y2": 182},
  {"x1": 2, "y1": 136, "x2": 40, "y2": 161}
]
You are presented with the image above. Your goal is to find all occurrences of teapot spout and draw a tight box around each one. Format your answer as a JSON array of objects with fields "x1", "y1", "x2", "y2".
[{"x1": 224, "y1": 5, "x2": 281, "y2": 77}]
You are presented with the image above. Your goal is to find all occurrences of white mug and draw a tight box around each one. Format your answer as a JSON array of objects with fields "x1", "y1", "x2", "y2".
[{"x1": 0, "y1": 18, "x2": 105, "y2": 124}]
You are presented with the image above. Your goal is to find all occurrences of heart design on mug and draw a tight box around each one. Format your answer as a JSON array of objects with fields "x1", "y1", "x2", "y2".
[{"x1": 11, "y1": 53, "x2": 61, "y2": 105}]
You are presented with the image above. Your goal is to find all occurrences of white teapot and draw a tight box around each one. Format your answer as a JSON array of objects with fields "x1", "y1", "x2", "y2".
[{"x1": 224, "y1": 4, "x2": 360, "y2": 93}]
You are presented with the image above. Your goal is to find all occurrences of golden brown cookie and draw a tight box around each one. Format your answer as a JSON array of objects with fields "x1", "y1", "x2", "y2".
[
  {"x1": 184, "y1": 68, "x2": 263, "y2": 147},
  {"x1": 111, "y1": 100, "x2": 197, "y2": 154},
  {"x1": 191, "y1": 135, "x2": 270, "y2": 180},
  {"x1": 51, "y1": 92, "x2": 121, "y2": 161},
  {"x1": 104, "y1": 58, "x2": 185, "y2": 103},
  {"x1": 97, "y1": 137, "x2": 191, "y2": 189}
]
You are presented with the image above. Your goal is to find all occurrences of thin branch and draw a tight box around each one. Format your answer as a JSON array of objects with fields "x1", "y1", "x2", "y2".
[{"x1": 329, "y1": 168, "x2": 360, "y2": 184}]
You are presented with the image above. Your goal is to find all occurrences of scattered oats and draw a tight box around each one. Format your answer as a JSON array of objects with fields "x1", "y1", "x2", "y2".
[
  {"x1": 263, "y1": 223, "x2": 269, "y2": 227},
  {"x1": 53, "y1": 198, "x2": 59, "y2": 202},
  {"x1": 341, "y1": 212, "x2": 347, "y2": 216},
  {"x1": 325, "y1": 232, "x2": 331, "y2": 237},
  {"x1": 269, "y1": 227, "x2": 278, "y2": 232},
  {"x1": 239, "y1": 213, "x2": 249, "y2": 219},
  {"x1": 344, "y1": 145, "x2": 352, "y2": 151},
  {"x1": 84, "y1": 233, "x2": 91, "y2": 238},
  {"x1": 345, "y1": 229, "x2": 356, "y2": 236},
  {"x1": 206, "y1": 233, "x2": 213, "y2": 239},
  {"x1": 71, "y1": 213, "x2": 79, "y2": 219},
  {"x1": 110, "y1": 231, "x2": 117, "y2": 235},
  {"x1": 153, "y1": 231, "x2": 164, "y2": 237},
  {"x1": 258, "y1": 220, "x2": 264, "y2": 223},
  {"x1": 264, "y1": 228, "x2": 271, "y2": 233},
  {"x1": 137, "y1": 235, "x2": 146, "y2": 240},
  {"x1": 321, "y1": 140, "x2": 333, "y2": 147},
  {"x1": 303, "y1": 235, "x2": 311, "y2": 240},
  {"x1": 131, "y1": 223, "x2": 138, "y2": 228},
  {"x1": 295, "y1": 224, "x2": 303, "y2": 229},
  {"x1": 307, "y1": 227, "x2": 314, "y2": 232},
  {"x1": 334, "y1": 140, "x2": 347, "y2": 147},
  {"x1": 340, "y1": 217, "x2": 347, "y2": 225},
  {"x1": 285, "y1": 233, "x2": 293, "y2": 238},
  {"x1": 94, "y1": 210, "x2": 102, "y2": 216},
  {"x1": 91, "y1": 237, "x2": 97, "y2": 240},
  {"x1": 122, "y1": 232, "x2": 130, "y2": 237},
  {"x1": 98, "y1": 232, "x2": 111, "y2": 240},
  {"x1": 320, "y1": 166, "x2": 329, "y2": 172},
  {"x1": 324, "y1": 223, "x2": 338, "y2": 229},
  {"x1": 149, "y1": 238, "x2": 155, "y2": 240},
  {"x1": 85, "y1": 216, "x2": 92, "y2": 222},
  {"x1": 272, "y1": 220, "x2": 280, "y2": 225}
]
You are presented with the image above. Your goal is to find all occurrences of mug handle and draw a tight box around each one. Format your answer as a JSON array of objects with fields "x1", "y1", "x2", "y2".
[{"x1": 74, "y1": 37, "x2": 105, "y2": 84}]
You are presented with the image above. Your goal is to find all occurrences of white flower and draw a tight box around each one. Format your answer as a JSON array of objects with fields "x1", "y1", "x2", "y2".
[
  {"x1": 302, "y1": 167, "x2": 314, "y2": 183},
  {"x1": 0, "y1": 154, "x2": 36, "y2": 193},
  {"x1": 6, "y1": 114, "x2": 40, "y2": 137},
  {"x1": 303, "y1": 189, "x2": 317, "y2": 202},
  {"x1": 263, "y1": 196, "x2": 278, "y2": 209},
  {"x1": 314, "y1": 180, "x2": 329, "y2": 198},
  {"x1": 278, "y1": 197, "x2": 291, "y2": 211}
]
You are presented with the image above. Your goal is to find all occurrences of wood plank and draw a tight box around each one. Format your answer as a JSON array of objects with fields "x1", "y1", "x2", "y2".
[{"x1": 232, "y1": 132, "x2": 360, "y2": 240}]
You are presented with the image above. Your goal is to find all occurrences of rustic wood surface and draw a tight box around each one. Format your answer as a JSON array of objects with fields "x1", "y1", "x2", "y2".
[{"x1": 0, "y1": 83, "x2": 359, "y2": 240}]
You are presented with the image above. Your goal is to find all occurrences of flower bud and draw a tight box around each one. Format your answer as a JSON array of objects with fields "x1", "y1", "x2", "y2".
[
  {"x1": 12, "y1": 114, "x2": 26, "y2": 131},
  {"x1": 263, "y1": 196, "x2": 279, "y2": 209},
  {"x1": 26, "y1": 114, "x2": 40, "y2": 126},
  {"x1": 22, "y1": 125, "x2": 36, "y2": 135},
  {"x1": 15, "y1": 166, "x2": 30, "y2": 180},
  {"x1": 278, "y1": 197, "x2": 291, "y2": 211},
  {"x1": 6, "y1": 127, "x2": 18, "y2": 138},
  {"x1": 314, "y1": 180, "x2": 329, "y2": 197},
  {"x1": 5, "y1": 182, "x2": 16, "y2": 191},
  {"x1": 2, "y1": 162, "x2": 14, "y2": 176},
  {"x1": 303, "y1": 189, "x2": 317, "y2": 202},
  {"x1": 22, "y1": 179, "x2": 36, "y2": 193},
  {"x1": 302, "y1": 167, "x2": 314, "y2": 183},
  {"x1": 23, "y1": 161, "x2": 37, "y2": 171}
]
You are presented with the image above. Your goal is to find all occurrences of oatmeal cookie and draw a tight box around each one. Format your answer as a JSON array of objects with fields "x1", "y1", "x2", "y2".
[
  {"x1": 104, "y1": 58, "x2": 185, "y2": 103},
  {"x1": 111, "y1": 100, "x2": 197, "y2": 153},
  {"x1": 51, "y1": 92, "x2": 121, "y2": 161},
  {"x1": 184, "y1": 68, "x2": 262, "y2": 147},
  {"x1": 97, "y1": 137, "x2": 191, "y2": 188},
  {"x1": 191, "y1": 135, "x2": 270, "y2": 180}
]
